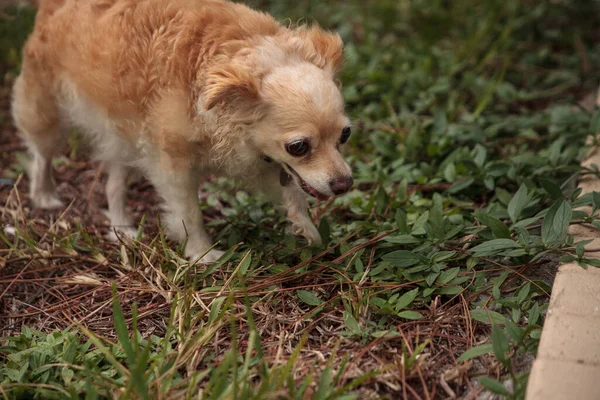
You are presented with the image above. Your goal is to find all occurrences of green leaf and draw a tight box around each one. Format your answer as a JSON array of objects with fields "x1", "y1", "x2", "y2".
[
  {"x1": 517, "y1": 282, "x2": 531, "y2": 303},
  {"x1": 10, "y1": 365, "x2": 22, "y2": 383},
  {"x1": 444, "y1": 163, "x2": 456, "y2": 182},
  {"x1": 382, "y1": 250, "x2": 420, "y2": 267},
  {"x1": 491, "y1": 324, "x2": 509, "y2": 364},
  {"x1": 549, "y1": 136, "x2": 565, "y2": 166},
  {"x1": 478, "y1": 376, "x2": 511, "y2": 396},
  {"x1": 62, "y1": 339, "x2": 78, "y2": 364},
  {"x1": 507, "y1": 184, "x2": 529, "y2": 222},
  {"x1": 528, "y1": 302, "x2": 541, "y2": 325},
  {"x1": 111, "y1": 288, "x2": 135, "y2": 366},
  {"x1": 343, "y1": 312, "x2": 361, "y2": 335},
  {"x1": 474, "y1": 144, "x2": 487, "y2": 168},
  {"x1": 474, "y1": 211, "x2": 510, "y2": 239},
  {"x1": 397, "y1": 310, "x2": 423, "y2": 320},
  {"x1": 425, "y1": 272, "x2": 439, "y2": 286},
  {"x1": 471, "y1": 239, "x2": 520, "y2": 257},
  {"x1": 496, "y1": 187, "x2": 512, "y2": 206},
  {"x1": 576, "y1": 241, "x2": 586, "y2": 259},
  {"x1": 318, "y1": 218, "x2": 331, "y2": 245},
  {"x1": 314, "y1": 366, "x2": 332, "y2": 400},
  {"x1": 375, "y1": 186, "x2": 388, "y2": 215},
  {"x1": 585, "y1": 258, "x2": 600, "y2": 267},
  {"x1": 208, "y1": 297, "x2": 227, "y2": 324},
  {"x1": 433, "y1": 108, "x2": 447, "y2": 135},
  {"x1": 432, "y1": 251, "x2": 456, "y2": 263},
  {"x1": 590, "y1": 110, "x2": 600, "y2": 134},
  {"x1": 297, "y1": 290, "x2": 323, "y2": 306},
  {"x1": 411, "y1": 212, "x2": 429, "y2": 235},
  {"x1": 512, "y1": 308, "x2": 522, "y2": 323},
  {"x1": 237, "y1": 251, "x2": 252, "y2": 276},
  {"x1": 539, "y1": 178, "x2": 563, "y2": 200},
  {"x1": 300, "y1": 248, "x2": 312, "y2": 261},
  {"x1": 542, "y1": 199, "x2": 572, "y2": 244},
  {"x1": 395, "y1": 288, "x2": 419, "y2": 310},
  {"x1": 384, "y1": 234, "x2": 420, "y2": 244},
  {"x1": 593, "y1": 192, "x2": 600, "y2": 212},
  {"x1": 438, "y1": 286, "x2": 463, "y2": 295},
  {"x1": 470, "y1": 309, "x2": 506, "y2": 325},
  {"x1": 467, "y1": 257, "x2": 479, "y2": 269},
  {"x1": 448, "y1": 177, "x2": 475, "y2": 194},
  {"x1": 457, "y1": 344, "x2": 493, "y2": 363},
  {"x1": 438, "y1": 267, "x2": 460, "y2": 284},
  {"x1": 395, "y1": 209, "x2": 408, "y2": 233},
  {"x1": 285, "y1": 234, "x2": 296, "y2": 250},
  {"x1": 493, "y1": 284, "x2": 501, "y2": 300},
  {"x1": 504, "y1": 319, "x2": 522, "y2": 342}
]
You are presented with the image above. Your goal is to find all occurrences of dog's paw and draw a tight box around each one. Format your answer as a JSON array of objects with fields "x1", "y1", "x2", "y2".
[
  {"x1": 32, "y1": 192, "x2": 64, "y2": 209},
  {"x1": 103, "y1": 210, "x2": 137, "y2": 241},
  {"x1": 107, "y1": 226, "x2": 139, "y2": 242},
  {"x1": 186, "y1": 248, "x2": 225, "y2": 264},
  {"x1": 288, "y1": 219, "x2": 322, "y2": 246}
]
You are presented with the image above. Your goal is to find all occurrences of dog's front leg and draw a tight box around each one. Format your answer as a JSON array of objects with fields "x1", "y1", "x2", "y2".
[
  {"x1": 145, "y1": 161, "x2": 223, "y2": 263},
  {"x1": 281, "y1": 185, "x2": 322, "y2": 246},
  {"x1": 256, "y1": 166, "x2": 322, "y2": 245}
]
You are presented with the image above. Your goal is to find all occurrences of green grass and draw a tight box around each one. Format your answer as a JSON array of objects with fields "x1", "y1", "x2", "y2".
[{"x1": 2, "y1": 0, "x2": 600, "y2": 399}]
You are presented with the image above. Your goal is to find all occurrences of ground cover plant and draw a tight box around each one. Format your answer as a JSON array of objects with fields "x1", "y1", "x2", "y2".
[{"x1": 2, "y1": 0, "x2": 600, "y2": 398}]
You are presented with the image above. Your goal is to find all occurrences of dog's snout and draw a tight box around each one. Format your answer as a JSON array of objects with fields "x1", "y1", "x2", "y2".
[{"x1": 329, "y1": 176, "x2": 353, "y2": 195}]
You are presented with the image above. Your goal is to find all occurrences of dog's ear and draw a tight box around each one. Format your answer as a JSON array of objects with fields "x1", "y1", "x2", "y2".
[
  {"x1": 297, "y1": 26, "x2": 344, "y2": 74},
  {"x1": 204, "y1": 63, "x2": 261, "y2": 111}
]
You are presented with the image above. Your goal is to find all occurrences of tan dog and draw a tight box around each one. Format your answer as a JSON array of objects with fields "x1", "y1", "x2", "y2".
[{"x1": 12, "y1": 0, "x2": 354, "y2": 262}]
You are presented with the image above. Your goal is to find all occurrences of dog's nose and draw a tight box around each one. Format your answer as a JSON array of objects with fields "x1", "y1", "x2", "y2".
[{"x1": 329, "y1": 176, "x2": 354, "y2": 195}]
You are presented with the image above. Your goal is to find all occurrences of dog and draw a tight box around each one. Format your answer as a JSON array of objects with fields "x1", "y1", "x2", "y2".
[{"x1": 11, "y1": 0, "x2": 354, "y2": 262}]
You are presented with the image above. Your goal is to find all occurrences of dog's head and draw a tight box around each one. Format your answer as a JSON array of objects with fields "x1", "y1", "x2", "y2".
[{"x1": 203, "y1": 26, "x2": 353, "y2": 200}]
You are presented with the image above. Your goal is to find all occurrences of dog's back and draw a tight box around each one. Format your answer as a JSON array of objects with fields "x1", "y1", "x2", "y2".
[{"x1": 23, "y1": 0, "x2": 280, "y2": 122}]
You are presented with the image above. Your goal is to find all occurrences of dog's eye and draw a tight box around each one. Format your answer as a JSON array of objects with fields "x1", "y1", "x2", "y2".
[
  {"x1": 340, "y1": 127, "x2": 351, "y2": 144},
  {"x1": 285, "y1": 140, "x2": 310, "y2": 157}
]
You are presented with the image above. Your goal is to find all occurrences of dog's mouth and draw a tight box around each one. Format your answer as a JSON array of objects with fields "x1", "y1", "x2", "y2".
[{"x1": 280, "y1": 165, "x2": 331, "y2": 201}]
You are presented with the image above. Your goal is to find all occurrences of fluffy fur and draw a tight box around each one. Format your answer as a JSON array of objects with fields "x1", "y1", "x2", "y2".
[{"x1": 12, "y1": 0, "x2": 354, "y2": 262}]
